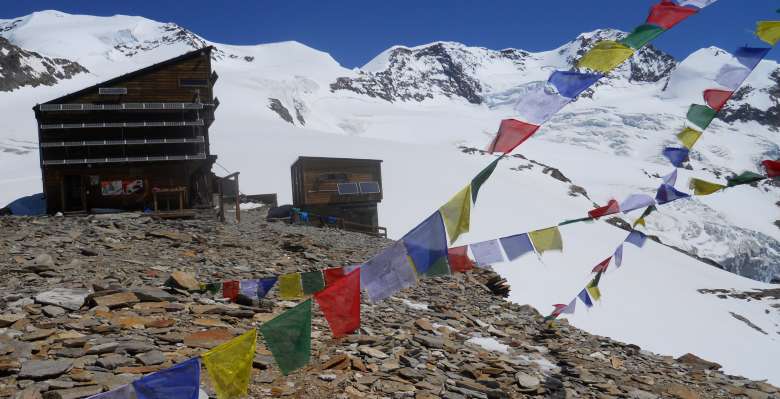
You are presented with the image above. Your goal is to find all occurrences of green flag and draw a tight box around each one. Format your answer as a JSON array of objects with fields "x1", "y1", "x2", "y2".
[
  {"x1": 559, "y1": 216, "x2": 594, "y2": 226},
  {"x1": 687, "y1": 104, "x2": 717, "y2": 130},
  {"x1": 260, "y1": 299, "x2": 312, "y2": 375},
  {"x1": 727, "y1": 171, "x2": 766, "y2": 187},
  {"x1": 301, "y1": 271, "x2": 325, "y2": 295},
  {"x1": 620, "y1": 24, "x2": 665, "y2": 49},
  {"x1": 471, "y1": 157, "x2": 501, "y2": 203}
]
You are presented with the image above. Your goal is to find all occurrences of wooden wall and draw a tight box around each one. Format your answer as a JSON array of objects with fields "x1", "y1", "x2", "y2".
[{"x1": 291, "y1": 158, "x2": 383, "y2": 206}]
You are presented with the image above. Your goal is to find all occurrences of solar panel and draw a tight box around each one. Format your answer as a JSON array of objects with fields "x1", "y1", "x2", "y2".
[
  {"x1": 337, "y1": 182, "x2": 360, "y2": 195},
  {"x1": 359, "y1": 181, "x2": 381, "y2": 194}
]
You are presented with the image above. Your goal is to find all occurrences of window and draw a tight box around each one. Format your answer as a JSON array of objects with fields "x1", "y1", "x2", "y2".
[
  {"x1": 179, "y1": 78, "x2": 209, "y2": 87},
  {"x1": 99, "y1": 87, "x2": 127, "y2": 95},
  {"x1": 337, "y1": 182, "x2": 359, "y2": 195},
  {"x1": 359, "y1": 181, "x2": 381, "y2": 194}
]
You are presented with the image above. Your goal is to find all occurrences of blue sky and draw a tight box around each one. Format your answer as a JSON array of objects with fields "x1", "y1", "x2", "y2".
[{"x1": 2, "y1": 1, "x2": 779, "y2": 67}]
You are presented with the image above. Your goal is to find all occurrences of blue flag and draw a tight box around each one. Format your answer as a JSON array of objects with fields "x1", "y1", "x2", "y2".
[
  {"x1": 402, "y1": 212, "x2": 449, "y2": 276},
  {"x1": 578, "y1": 289, "x2": 593, "y2": 308},
  {"x1": 614, "y1": 244, "x2": 624, "y2": 267},
  {"x1": 655, "y1": 183, "x2": 690, "y2": 205},
  {"x1": 662, "y1": 147, "x2": 689, "y2": 167},
  {"x1": 240, "y1": 279, "x2": 260, "y2": 298},
  {"x1": 132, "y1": 358, "x2": 200, "y2": 399},
  {"x1": 258, "y1": 277, "x2": 278, "y2": 298},
  {"x1": 499, "y1": 233, "x2": 534, "y2": 261},
  {"x1": 625, "y1": 230, "x2": 647, "y2": 248},
  {"x1": 734, "y1": 46, "x2": 771, "y2": 71},
  {"x1": 548, "y1": 70, "x2": 603, "y2": 99},
  {"x1": 662, "y1": 169, "x2": 678, "y2": 187},
  {"x1": 87, "y1": 385, "x2": 135, "y2": 399}
]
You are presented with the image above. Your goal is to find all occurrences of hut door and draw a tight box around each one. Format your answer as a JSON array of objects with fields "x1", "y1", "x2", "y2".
[{"x1": 63, "y1": 175, "x2": 84, "y2": 212}]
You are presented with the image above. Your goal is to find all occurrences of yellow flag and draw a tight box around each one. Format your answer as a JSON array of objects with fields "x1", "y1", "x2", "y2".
[
  {"x1": 587, "y1": 285, "x2": 602, "y2": 302},
  {"x1": 439, "y1": 185, "x2": 472, "y2": 244},
  {"x1": 676, "y1": 128, "x2": 702, "y2": 149},
  {"x1": 757, "y1": 21, "x2": 780, "y2": 46},
  {"x1": 689, "y1": 178, "x2": 725, "y2": 196},
  {"x1": 577, "y1": 41, "x2": 635, "y2": 73},
  {"x1": 202, "y1": 329, "x2": 257, "y2": 399},
  {"x1": 278, "y1": 273, "x2": 304, "y2": 300},
  {"x1": 528, "y1": 227, "x2": 563, "y2": 254},
  {"x1": 633, "y1": 217, "x2": 646, "y2": 228}
]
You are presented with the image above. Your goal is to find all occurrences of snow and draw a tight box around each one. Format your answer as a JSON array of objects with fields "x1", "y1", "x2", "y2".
[
  {"x1": 466, "y1": 336, "x2": 510, "y2": 354},
  {"x1": 398, "y1": 299, "x2": 430, "y2": 311}
]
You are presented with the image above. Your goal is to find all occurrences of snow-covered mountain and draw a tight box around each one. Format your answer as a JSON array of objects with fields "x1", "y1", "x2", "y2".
[{"x1": 1, "y1": 10, "x2": 779, "y2": 384}]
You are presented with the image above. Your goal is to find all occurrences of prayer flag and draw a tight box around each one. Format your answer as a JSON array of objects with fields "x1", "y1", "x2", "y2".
[
  {"x1": 655, "y1": 183, "x2": 690, "y2": 204},
  {"x1": 314, "y1": 269, "x2": 361, "y2": 338},
  {"x1": 620, "y1": 194, "x2": 655, "y2": 213},
  {"x1": 734, "y1": 47, "x2": 771, "y2": 71},
  {"x1": 562, "y1": 298, "x2": 577, "y2": 314},
  {"x1": 633, "y1": 205, "x2": 657, "y2": 227},
  {"x1": 360, "y1": 241, "x2": 417, "y2": 303},
  {"x1": 646, "y1": 0, "x2": 698, "y2": 29},
  {"x1": 509, "y1": 81, "x2": 571, "y2": 125},
  {"x1": 439, "y1": 185, "x2": 472, "y2": 244},
  {"x1": 470, "y1": 239, "x2": 505, "y2": 267},
  {"x1": 625, "y1": 230, "x2": 648, "y2": 248},
  {"x1": 528, "y1": 227, "x2": 563, "y2": 254},
  {"x1": 258, "y1": 277, "x2": 277, "y2": 299},
  {"x1": 471, "y1": 157, "x2": 501, "y2": 203},
  {"x1": 278, "y1": 273, "x2": 304, "y2": 300},
  {"x1": 614, "y1": 245, "x2": 624, "y2": 268},
  {"x1": 447, "y1": 246, "x2": 475, "y2": 273},
  {"x1": 260, "y1": 299, "x2": 312, "y2": 375},
  {"x1": 687, "y1": 104, "x2": 717, "y2": 130},
  {"x1": 634, "y1": 217, "x2": 646, "y2": 227},
  {"x1": 715, "y1": 64, "x2": 751, "y2": 90},
  {"x1": 577, "y1": 41, "x2": 635, "y2": 73},
  {"x1": 727, "y1": 171, "x2": 766, "y2": 187},
  {"x1": 87, "y1": 385, "x2": 135, "y2": 399},
  {"x1": 548, "y1": 70, "x2": 603, "y2": 99},
  {"x1": 222, "y1": 280, "x2": 239, "y2": 302},
  {"x1": 344, "y1": 264, "x2": 361, "y2": 275},
  {"x1": 499, "y1": 233, "x2": 534, "y2": 261},
  {"x1": 662, "y1": 169, "x2": 678, "y2": 186},
  {"x1": 587, "y1": 285, "x2": 602, "y2": 302},
  {"x1": 402, "y1": 212, "x2": 450, "y2": 277},
  {"x1": 323, "y1": 267, "x2": 345, "y2": 287},
  {"x1": 620, "y1": 24, "x2": 665, "y2": 49},
  {"x1": 202, "y1": 329, "x2": 256, "y2": 399},
  {"x1": 132, "y1": 358, "x2": 200, "y2": 399},
  {"x1": 301, "y1": 271, "x2": 325, "y2": 295},
  {"x1": 762, "y1": 159, "x2": 780, "y2": 177},
  {"x1": 756, "y1": 21, "x2": 780, "y2": 46},
  {"x1": 677, "y1": 127, "x2": 703, "y2": 149},
  {"x1": 677, "y1": 0, "x2": 718, "y2": 8},
  {"x1": 240, "y1": 279, "x2": 260, "y2": 298},
  {"x1": 588, "y1": 199, "x2": 620, "y2": 219},
  {"x1": 689, "y1": 178, "x2": 725, "y2": 195},
  {"x1": 592, "y1": 257, "x2": 611, "y2": 273},
  {"x1": 578, "y1": 289, "x2": 593, "y2": 308},
  {"x1": 204, "y1": 283, "x2": 221, "y2": 295},
  {"x1": 488, "y1": 119, "x2": 541, "y2": 154},
  {"x1": 662, "y1": 147, "x2": 689, "y2": 167},
  {"x1": 549, "y1": 304, "x2": 568, "y2": 319},
  {"x1": 702, "y1": 90, "x2": 732, "y2": 112}
]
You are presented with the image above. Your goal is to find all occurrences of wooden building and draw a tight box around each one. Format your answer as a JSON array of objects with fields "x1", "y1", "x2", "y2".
[
  {"x1": 33, "y1": 47, "x2": 219, "y2": 214},
  {"x1": 291, "y1": 156, "x2": 383, "y2": 231}
]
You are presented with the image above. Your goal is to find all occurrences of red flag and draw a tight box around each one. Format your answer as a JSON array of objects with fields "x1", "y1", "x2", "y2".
[
  {"x1": 703, "y1": 89, "x2": 732, "y2": 111},
  {"x1": 314, "y1": 269, "x2": 360, "y2": 338},
  {"x1": 592, "y1": 257, "x2": 612, "y2": 273},
  {"x1": 646, "y1": 0, "x2": 698, "y2": 29},
  {"x1": 323, "y1": 267, "x2": 345, "y2": 287},
  {"x1": 763, "y1": 160, "x2": 780, "y2": 177},
  {"x1": 447, "y1": 246, "x2": 475, "y2": 273},
  {"x1": 488, "y1": 119, "x2": 540, "y2": 154},
  {"x1": 222, "y1": 280, "x2": 239, "y2": 302},
  {"x1": 588, "y1": 199, "x2": 620, "y2": 219},
  {"x1": 549, "y1": 304, "x2": 568, "y2": 319}
]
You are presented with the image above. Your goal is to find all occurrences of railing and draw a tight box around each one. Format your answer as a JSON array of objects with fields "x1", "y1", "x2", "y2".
[
  {"x1": 38, "y1": 103, "x2": 215, "y2": 111},
  {"x1": 42, "y1": 153, "x2": 207, "y2": 165},
  {"x1": 39, "y1": 120, "x2": 204, "y2": 130},
  {"x1": 40, "y1": 136, "x2": 205, "y2": 148},
  {"x1": 290, "y1": 211, "x2": 387, "y2": 238}
]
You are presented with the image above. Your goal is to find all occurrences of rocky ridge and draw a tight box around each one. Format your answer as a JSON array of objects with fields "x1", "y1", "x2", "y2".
[
  {"x1": 0, "y1": 211, "x2": 777, "y2": 398},
  {"x1": 0, "y1": 37, "x2": 87, "y2": 92}
]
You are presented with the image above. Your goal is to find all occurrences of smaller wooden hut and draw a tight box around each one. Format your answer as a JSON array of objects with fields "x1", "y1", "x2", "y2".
[{"x1": 291, "y1": 157, "x2": 383, "y2": 234}]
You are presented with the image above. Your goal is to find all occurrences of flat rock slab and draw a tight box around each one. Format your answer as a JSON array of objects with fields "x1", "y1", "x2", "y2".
[
  {"x1": 132, "y1": 288, "x2": 177, "y2": 302},
  {"x1": 168, "y1": 271, "x2": 200, "y2": 291},
  {"x1": 93, "y1": 292, "x2": 139, "y2": 309},
  {"x1": 0, "y1": 313, "x2": 26, "y2": 327},
  {"x1": 18, "y1": 359, "x2": 73, "y2": 380},
  {"x1": 183, "y1": 329, "x2": 233, "y2": 349},
  {"x1": 136, "y1": 350, "x2": 166, "y2": 366},
  {"x1": 41, "y1": 385, "x2": 103, "y2": 399},
  {"x1": 35, "y1": 288, "x2": 90, "y2": 311}
]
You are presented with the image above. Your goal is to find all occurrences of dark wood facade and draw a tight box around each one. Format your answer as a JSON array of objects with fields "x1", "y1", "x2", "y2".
[
  {"x1": 34, "y1": 47, "x2": 219, "y2": 214},
  {"x1": 291, "y1": 157, "x2": 383, "y2": 227}
]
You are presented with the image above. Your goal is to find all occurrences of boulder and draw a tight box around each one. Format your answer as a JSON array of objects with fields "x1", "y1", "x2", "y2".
[
  {"x1": 18, "y1": 359, "x2": 73, "y2": 380},
  {"x1": 35, "y1": 288, "x2": 90, "y2": 311},
  {"x1": 168, "y1": 271, "x2": 200, "y2": 291}
]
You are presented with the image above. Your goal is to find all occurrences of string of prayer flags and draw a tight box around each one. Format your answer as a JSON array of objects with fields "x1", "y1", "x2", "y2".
[
  {"x1": 447, "y1": 246, "x2": 475, "y2": 273},
  {"x1": 470, "y1": 239, "x2": 505, "y2": 267},
  {"x1": 662, "y1": 169, "x2": 678, "y2": 186},
  {"x1": 471, "y1": 156, "x2": 501, "y2": 203},
  {"x1": 510, "y1": 81, "x2": 571, "y2": 125},
  {"x1": 577, "y1": 41, "x2": 635, "y2": 73},
  {"x1": 499, "y1": 233, "x2": 535, "y2": 261},
  {"x1": 592, "y1": 257, "x2": 611, "y2": 273},
  {"x1": 646, "y1": 0, "x2": 698, "y2": 30},
  {"x1": 559, "y1": 216, "x2": 594, "y2": 226},
  {"x1": 677, "y1": 127, "x2": 703, "y2": 149},
  {"x1": 625, "y1": 230, "x2": 648, "y2": 248},
  {"x1": 487, "y1": 119, "x2": 541, "y2": 154},
  {"x1": 716, "y1": 64, "x2": 751, "y2": 90},
  {"x1": 757, "y1": 21, "x2": 780, "y2": 46},
  {"x1": 402, "y1": 212, "x2": 450, "y2": 277},
  {"x1": 278, "y1": 273, "x2": 304, "y2": 300},
  {"x1": 548, "y1": 70, "x2": 603, "y2": 99},
  {"x1": 202, "y1": 329, "x2": 256, "y2": 399},
  {"x1": 734, "y1": 46, "x2": 772, "y2": 70},
  {"x1": 314, "y1": 268, "x2": 361, "y2": 338},
  {"x1": 528, "y1": 227, "x2": 563, "y2": 254},
  {"x1": 578, "y1": 288, "x2": 594, "y2": 308},
  {"x1": 301, "y1": 271, "x2": 325, "y2": 295},
  {"x1": 588, "y1": 199, "x2": 620, "y2": 219},
  {"x1": 361, "y1": 241, "x2": 417, "y2": 303},
  {"x1": 726, "y1": 171, "x2": 766, "y2": 187},
  {"x1": 132, "y1": 358, "x2": 201, "y2": 399},
  {"x1": 260, "y1": 299, "x2": 312, "y2": 375},
  {"x1": 323, "y1": 267, "x2": 345, "y2": 287},
  {"x1": 702, "y1": 90, "x2": 732, "y2": 112},
  {"x1": 614, "y1": 245, "x2": 624, "y2": 267},
  {"x1": 440, "y1": 184, "x2": 472, "y2": 244},
  {"x1": 620, "y1": 194, "x2": 655, "y2": 213},
  {"x1": 621, "y1": 24, "x2": 665, "y2": 49},
  {"x1": 689, "y1": 178, "x2": 725, "y2": 195},
  {"x1": 687, "y1": 104, "x2": 717, "y2": 130},
  {"x1": 763, "y1": 159, "x2": 780, "y2": 177},
  {"x1": 88, "y1": 385, "x2": 134, "y2": 399},
  {"x1": 662, "y1": 147, "x2": 689, "y2": 167},
  {"x1": 678, "y1": 0, "x2": 718, "y2": 8},
  {"x1": 656, "y1": 183, "x2": 691, "y2": 205},
  {"x1": 222, "y1": 280, "x2": 239, "y2": 302}
]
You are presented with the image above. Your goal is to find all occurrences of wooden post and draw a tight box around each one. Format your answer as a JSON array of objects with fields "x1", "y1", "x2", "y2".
[
  {"x1": 234, "y1": 173, "x2": 240, "y2": 223},
  {"x1": 217, "y1": 179, "x2": 225, "y2": 222}
]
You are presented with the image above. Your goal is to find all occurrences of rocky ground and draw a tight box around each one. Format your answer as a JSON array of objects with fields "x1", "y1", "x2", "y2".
[{"x1": 0, "y1": 209, "x2": 778, "y2": 399}]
